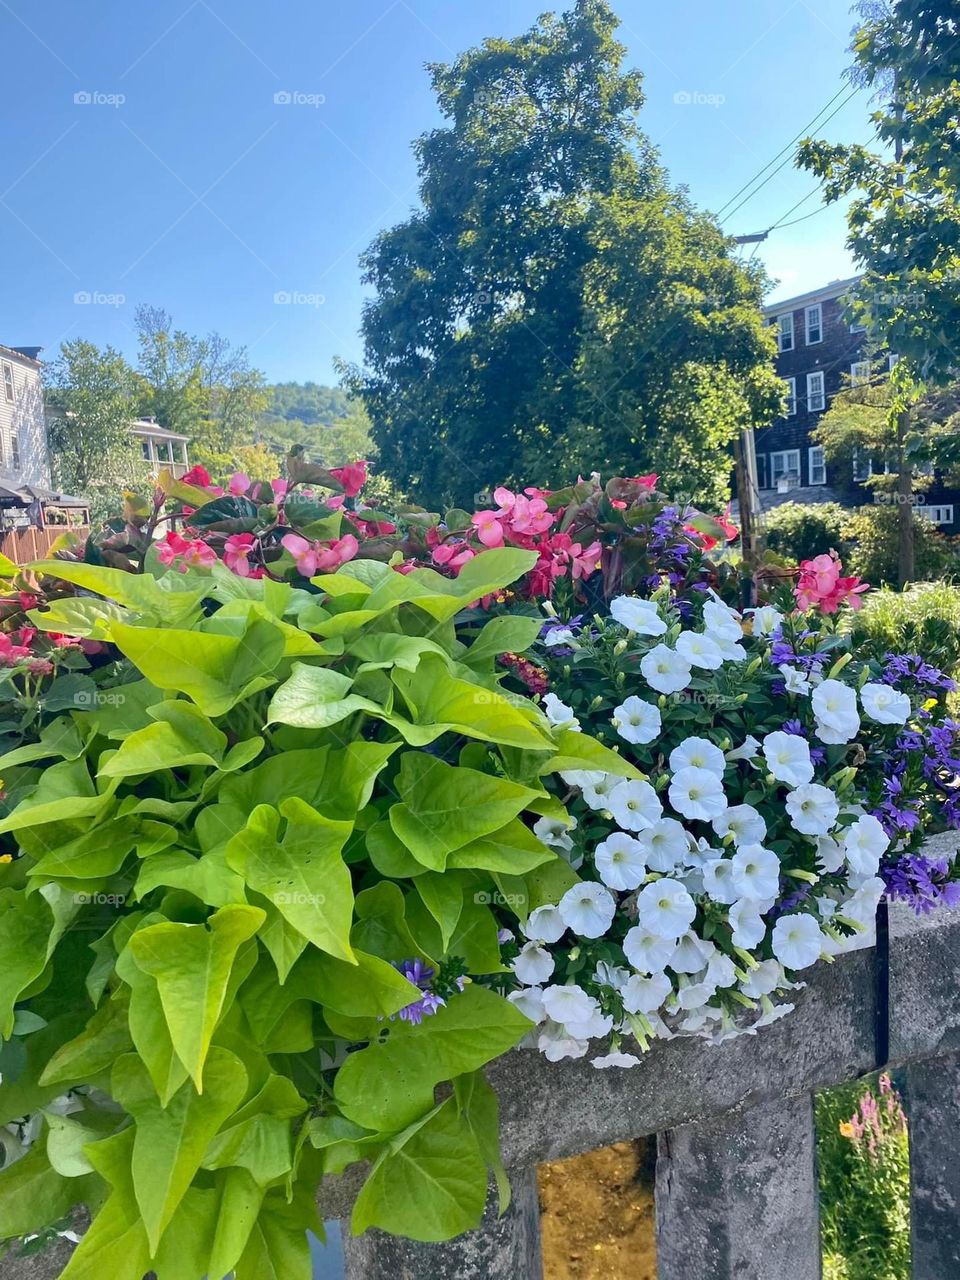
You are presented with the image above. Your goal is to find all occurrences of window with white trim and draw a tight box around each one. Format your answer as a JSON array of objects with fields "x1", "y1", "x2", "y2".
[
  {"x1": 851, "y1": 360, "x2": 871, "y2": 385},
  {"x1": 852, "y1": 450, "x2": 871, "y2": 482},
  {"x1": 808, "y1": 446, "x2": 826, "y2": 486},
  {"x1": 805, "y1": 303, "x2": 822, "y2": 344},
  {"x1": 783, "y1": 377, "x2": 797, "y2": 416},
  {"x1": 11, "y1": 433, "x2": 20, "y2": 470},
  {"x1": 888, "y1": 353, "x2": 900, "y2": 371},
  {"x1": 771, "y1": 450, "x2": 800, "y2": 488},
  {"x1": 755, "y1": 453, "x2": 768, "y2": 490},
  {"x1": 918, "y1": 505, "x2": 954, "y2": 526},
  {"x1": 807, "y1": 371, "x2": 826, "y2": 412},
  {"x1": 1, "y1": 363, "x2": 13, "y2": 404},
  {"x1": 850, "y1": 316, "x2": 867, "y2": 334},
  {"x1": 777, "y1": 313, "x2": 794, "y2": 352}
]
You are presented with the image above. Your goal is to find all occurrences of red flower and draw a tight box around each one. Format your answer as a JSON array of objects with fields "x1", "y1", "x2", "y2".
[
  {"x1": 181, "y1": 465, "x2": 212, "y2": 488},
  {"x1": 330, "y1": 460, "x2": 368, "y2": 498},
  {"x1": 795, "y1": 551, "x2": 869, "y2": 614}
]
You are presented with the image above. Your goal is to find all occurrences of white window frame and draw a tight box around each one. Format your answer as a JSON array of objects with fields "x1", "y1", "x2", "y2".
[
  {"x1": 777, "y1": 313, "x2": 794, "y2": 352},
  {"x1": 808, "y1": 446, "x2": 826, "y2": 486},
  {"x1": 852, "y1": 450, "x2": 872, "y2": 482},
  {"x1": 805, "y1": 303, "x2": 822, "y2": 345},
  {"x1": 851, "y1": 360, "x2": 872, "y2": 386},
  {"x1": 1, "y1": 363, "x2": 13, "y2": 404},
  {"x1": 888, "y1": 352, "x2": 900, "y2": 371},
  {"x1": 850, "y1": 316, "x2": 867, "y2": 334},
  {"x1": 771, "y1": 449, "x2": 801, "y2": 488},
  {"x1": 806, "y1": 371, "x2": 826, "y2": 413},
  {"x1": 10, "y1": 433, "x2": 20, "y2": 470},
  {"x1": 784, "y1": 376, "x2": 797, "y2": 416},
  {"x1": 919, "y1": 504, "x2": 954, "y2": 526}
]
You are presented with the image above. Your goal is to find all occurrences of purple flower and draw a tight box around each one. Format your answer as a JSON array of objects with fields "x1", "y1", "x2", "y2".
[
  {"x1": 882, "y1": 853, "x2": 960, "y2": 914},
  {"x1": 883, "y1": 653, "x2": 956, "y2": 693}
]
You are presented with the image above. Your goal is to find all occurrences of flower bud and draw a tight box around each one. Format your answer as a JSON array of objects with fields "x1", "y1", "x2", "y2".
[{"x1": 614, "y1": 639, "x2": 628, "y2": 656}]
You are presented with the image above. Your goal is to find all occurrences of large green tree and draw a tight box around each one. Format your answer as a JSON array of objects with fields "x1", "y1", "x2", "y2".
[
  {"x1": 798, "y1": 0, "x2": 960, "y2": 579},
  {"x1": 346, "y1": 0, "x2": 781, "y2": 509},
  {"x1": 45, "y1": 340, "x2": 140, "y2": 498}
]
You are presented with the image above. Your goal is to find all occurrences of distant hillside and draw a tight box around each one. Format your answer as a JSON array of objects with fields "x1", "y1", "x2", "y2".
[{"x1": 258, "y1": 382, "x2": 373, "y2": 467}]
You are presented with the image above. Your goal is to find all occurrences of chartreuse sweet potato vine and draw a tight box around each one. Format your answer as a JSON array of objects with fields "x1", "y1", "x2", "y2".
[{"x1": 0, "y1": 548, "x2": 637, "y2": 1278}]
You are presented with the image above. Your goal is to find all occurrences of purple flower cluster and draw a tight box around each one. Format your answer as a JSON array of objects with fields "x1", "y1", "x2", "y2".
[
  {"x1": 881, "y1": 854, "x2": 960, "y2": 914},
  {"x1": 882, "y1": 653, "x2": 957, "y2": 694},
  {"x1": 392, "y1": 958, "x2": 447, "y2": 1025},
  {"x1": 768, "y1": 628, "x2": 831, "y2": 675},
  {"x1": 644, "y1": 506, "x2": 695, "y2": 594},
  {"x1": 871, "y1": 716, "x2": 960, "y2": 835}
]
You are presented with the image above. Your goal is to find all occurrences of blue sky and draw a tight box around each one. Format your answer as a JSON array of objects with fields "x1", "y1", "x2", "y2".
[{"x1": 1, "y1": 0, "x2": 875, "y2": 384}]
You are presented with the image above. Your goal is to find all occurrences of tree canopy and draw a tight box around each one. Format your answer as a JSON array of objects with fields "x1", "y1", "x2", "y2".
[{"x1": 346, "y1": 0, "x2": 782, "y2": 510}]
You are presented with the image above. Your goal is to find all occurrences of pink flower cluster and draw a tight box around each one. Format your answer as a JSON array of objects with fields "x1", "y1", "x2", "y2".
[
  {"x1": 431, "y1": 485, "x2": 602, "y2": 593},
  {"x1": 280, "y1": 533, "x2": 360, "y2": 577},
  {"x1": 794, "y1": 551, "x2": 869, "y2": 614},
  {"x1": 156, "y1": 531, "x2": 218, "y2": 571},
  {"x1": 841, "y1": 1074, "x2": 906, "y2": 1159}
]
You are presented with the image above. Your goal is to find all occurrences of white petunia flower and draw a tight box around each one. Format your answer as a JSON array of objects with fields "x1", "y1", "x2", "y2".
[
  {"x1": 612, "y1": 695, "x2": 662, "y2": 746},
  {"x1": 703, "y1": 599, "x2": 743, "y2": 641},
  {"x1": 581, "y1": 772, "x2": 622, "y2": 811},
  {"x1": 712, "y1": 803, "x2": 766, "y2": 846},
  {"x1": 522, "y1": 904, "x2": 567, "y2": 944},
  {"x1": 669, "y1": 735, "x2": 726, "y2": 778},
  {"x1": 537, "y1": 1022, "x2": 590, "y2": 1062},
  {"x1": 728, "y1": 898, "x2": 768, "y2": 949},
  {"x1": 560, "y1": 768, "x2": 605, "y2": 790},
  {"x1": 622, "y1": 971, "x2": 672, "y2": 1014},
  {"x1": 533, "y1": 815, "x2": 576, "y2": 853},
  {"x1": 726, "y1": 735, "x2": 761, "y2": 762},
  {"x1": 750, "y1": 604, "x2": 783, "y2": 636},
  {"x1": 771, "y1": 914, "x2": 825, "y2": 971},
  {"x1": 507, "y1": 988, "x2": 546, "y2": 1023},
  {"x1": 640, "y1": 644, "x2": 692, "y2": 695},
  {"x1": 635, "y1": 878, "x2": 697, "y2": 938},
  {"x1": 715, "y1": 634, "x2": 748, "y2": 663},
  {"x1": 669, "y1": 931, "x2": 716, "y2": 973},
  {"x1": 668, "y1": 766, "x2": 728, "y2": 821},
  {"x1": 762, "y1": 730, "x2": 815, "y2": 787},
  {"x1": 739, "y1": 958, "x2": 787, "y2": 999},
  {"x1": 675, "y1": 630, "x2": 724, "y2": 670},
  {"x1": 543, "y1": 627, "x2": 576, "y2": 648},
  {"x1": 842, "y1": 814, "x2": 890, "y2": 876},
  {"x1": 541, "y1": 984, "x2": 597, "y2": 1026},
  {"x1": 785, "y1": 782, "x2": 840, "y2": 836},
  {"x1": 637, "y1": 818, "x2": 690, "y2": 872},
  {"x1": 542, "y1": 692, "x2": 581, "y2": 732},
  {"x1": 861, "y1": 682, "x2": 911, "y2": 725},
  {"x1": 730, "y1": 844, "x2": 781, "y2": 901},
  {"x1": 595, "y1": 960, "x2": 630, "y2": 990},
  {"x1": 595, "y1": 832, "x2": 648, "y2": 891},
  {"x1": 676, "y1": 976, "x2": 718, "y2": 1010},
  {"x1": 610, "y1": 596, "x2": 668, "y2": 636},
  {"x1": 565, "y1": 1009, "x2": 614, "y2": 1040},
  {"x1": 513, "y1": 942, "x2": 555, "y2": 985},
  {"x1": 812, "y1": 679, "x2": 860, "y2": 744},
  {"x1": 701, "y1": 857, "x2": 739, "y2": 904},
  {"x1": 815, "y1": 835, "x2": 845, "y2": 874},
  {"x1": 706, "y1": 951, "x2": 737, "y2": 989},
  {"x1": 622, "y1": 925, "x2": 677, "y2": 974},
  {"x1": 591, "y1": 1050, "x2": 642, "y2": 1069},
  {"x1": 557, "y1": 882, "x2": 617, "y2": 938},
  {"x1": 608, "y1": 778, "x2": 663, "y2": 832},
  {"x1": 779, "y1": 665, "x2": 811, "y2": 695}
]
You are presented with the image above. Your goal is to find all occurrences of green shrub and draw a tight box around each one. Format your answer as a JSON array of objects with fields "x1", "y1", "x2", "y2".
[
  {"x1": 761, "y1": 502, "x2": 850, "y2": 565},
  {"x1": 816, "y1": 1074, "x2": 910, "y2": 1280},
  {"x1": 841, "y1": 504, "x2": 959, "y2": 585},
  {"x1": 850, "y1": 582, "x2": 960, "y2": 682}
]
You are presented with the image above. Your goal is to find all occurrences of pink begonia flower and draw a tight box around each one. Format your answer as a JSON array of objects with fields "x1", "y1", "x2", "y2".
[
  {"x1": 271, "y1": 478, "x2": 290, "y2": 499},
  {"x1": 0, "y1": 633, "x2": 34, "y2": 666},
  {"x1": 795, "y1": 550, "x2": 869, "y2": 614},
  {"x1": 181, "y1": 465, "x2": 212, "y2": 488},
  {"x1": 327, "y1": 494, "x2": 346, "y2": 510},
  {"x1": 281, "y1": 534, "x2": 318, "y2": 576},
  {"x1": 156, "y1": 531, "x2": 216, "y2": 571},
  {"x1": 330, "y1": 460, "x2": 368, "y2": 498},
  {"x1": 282, "y1": 533, "x2": 359, "y2": 577},
  {"x1": 632, "y1": 474, "x2": 659, "y2": 490},
  {"x1": 223, "y1": 533, "x2": 258, "y2": 577},
  {"x1": 471, "y1": 509, "x2": 505, "y2": 547},
  {"x1": 432, "y1": 542, "x2": 476, "y2": 571},
  {"x1": 228, "y1": 472, "x2": 251, "y2": 496},
  {"x1": 570, "y1": 540, "x2": 602, "y2": 580},
  {"x1": 313, "y1": 534, "x2": 360, "y2": 572}
]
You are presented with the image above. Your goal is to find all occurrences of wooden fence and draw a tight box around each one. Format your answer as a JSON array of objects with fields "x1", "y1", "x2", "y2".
[
  {"x1": 0, "y1": 527, "x2": 89, "y2": 567},
  {"x1": 2, "y1": 834, "x2": 960, "y2": 1279}
]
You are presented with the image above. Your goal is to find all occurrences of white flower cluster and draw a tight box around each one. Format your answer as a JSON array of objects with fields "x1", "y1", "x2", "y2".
[{"x1": 511, "y1": 595, "x2": 899, "y2": 1069}]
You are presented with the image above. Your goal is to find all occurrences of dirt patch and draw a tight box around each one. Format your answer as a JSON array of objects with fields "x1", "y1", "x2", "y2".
[{"x1": 539, "y1": 1139, "x2": 657, "y2": 1279}]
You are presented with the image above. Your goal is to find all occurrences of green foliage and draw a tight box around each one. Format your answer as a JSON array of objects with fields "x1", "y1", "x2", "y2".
[
  {"x1": 347, "y1": 0, "x2": 782, "y2": 509},
  {"x1": 817, "y1": 1075, "x2": 910, "y2": 1280},
  {"x1": 850, "y1": 582, "x2": 960, "y2": 683},
  {"x1": 762, "y1": 502, "x2": 851, "y2": 565},
  {"x1": 0, "y1": 548, "x2": 636, "y2": 1268},
  {"x1": 839, "y1": 505, "x2": 957, "y2": 585}
]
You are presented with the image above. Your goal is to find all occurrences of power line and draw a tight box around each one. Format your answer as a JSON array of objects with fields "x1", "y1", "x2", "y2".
[
  {"x1": 719, "y1": 87, "x2": 861, "y2": 227},
  {"x1": 766, "y1": 185, "x2": 822, "y2": 231}
]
